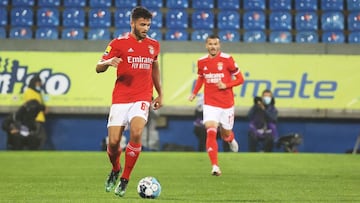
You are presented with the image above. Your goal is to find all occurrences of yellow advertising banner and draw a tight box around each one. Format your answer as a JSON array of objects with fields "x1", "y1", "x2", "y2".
[{"x1": 0, "y1": 52, "x2": 359, "y2": 109}]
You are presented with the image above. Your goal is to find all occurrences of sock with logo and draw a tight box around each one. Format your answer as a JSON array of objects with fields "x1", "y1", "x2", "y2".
[
  {"x1": 107, "y1": 144, "x2": 122, "y2": 172},
  {"x1": 121, "y1": 142, "x2": 142, "y2": 180},
  {"x1": 206, "y1": 127, "x2": 218, "y2": 166}
]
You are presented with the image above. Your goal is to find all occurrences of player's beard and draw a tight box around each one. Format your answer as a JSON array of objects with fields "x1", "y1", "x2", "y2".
[{"x1": 134, "y1": 26, "x2": 147, "y2": 40}]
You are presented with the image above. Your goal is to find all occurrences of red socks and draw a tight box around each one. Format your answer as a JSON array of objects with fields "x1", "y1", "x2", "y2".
[
  {"x1": 107, "y1": 144, "x2": 122, "y2": 172},
  {"x1": 223, "y1": 131, "x2": 235, "y2": 142},
  {"x1": 206, "y1": 127, "x2": 218, "y2": 166},
  {"x1": 121, "y1": 142, "x2": 142, "y2": 180}
]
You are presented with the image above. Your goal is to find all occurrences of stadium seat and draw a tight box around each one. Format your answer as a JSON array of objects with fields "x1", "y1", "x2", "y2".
[
  {"x1": 114, "y1": 0, "x2": 137, "y2": 8},
  {"x1": 269, "y1": 11, "x2": 292, "y2": 31},
  {"x1": 321, "y1": 11, "x2": 344, "y2": 31},
  {"x1": 348, "y1": 31, "x2": 360, "y2": 43},
  {"x1": 321, "y1": 0, "x2": 344, "y2": 11},
  {"x1": 88, "y1": 8, "x2": 111, "y2": 28},
  {"x1": 61, "y1": 28, "x2": 84, "y2": 40},
  {"x1": 217, "y1": 0, "x2": 240, "y2": 10},
  {"x1": 269, "y1": 31, "x2": 292, "y2": 43},
  {"x1": 295, "y1": 0, "x2": 318, "y2": 11},
  {"x1": 149, "y1": 8, "x2": 163, "y2": 29},
  {"x1": 114, "y1": 8, "x2": 132, "y2": 28},
  {"x1": 166, "y1": 0, "x2": 189, "y2": 9},
  {"x1": 243, "y1": 0, "x2": 266, "y2": 10},
  {"x1": 11, "y1": 7, "x2": 34, "y2": 26},
  {"x1": 147, "y1": 29, "x2": 162, "y2": 41},
  {"x1": 88, "y1": 28, "x2": 111, "y2": 40},
  {"x1": 113, "y1": 28, "x2": 129, "y2": 38},
  {"x1": 269, "y1": 0, "x2": 292, "y2": 11},
  {"x1": 38, "y1": 0, "x2": 61, "y2": 7},
  {"x1": 89, "y1": 0, "x2": 112, "y2": 8},
  {"x1": 140, "y1": 0, "x2": 163, "y2": 9},
  {"x1": 63, "y1": 0, "x2": 86, "y2": 7},
  {"x1": 243, "y1": 11, "x2": 266, "y2": 30},
  {"x1": 347, "y1": 0, "x2": 360, "y2": 11},
  {"x1": 192, "y1": 0, "x2": 214, "y2": 9},
  {"x1": 0, "y1": 7, "x2": 7, "y2": 26},
  {"x1": 348, "y1": 11, "x2": 360, "y2": 31},
  {"x1": 165, "y1": 29, "x2": 188, "y2": 41},
  {"x1": 166, "y1": 9, "x2": 188, "y2": 29},
  {"x1": 191, "y1": 30, "x2": 212, "y2": 41},
  {"x1": 218, "y1": 30, "x2": 240, "y2": 42},
  {"x1": 0, "y1": 27, "x2": 6, "y2": 38},
  {"x1": 322, "y1": 31, "x2": 345, "y2": 43},
  {"x1": 217, "y1": 10, "x2": 240, "y2": 30},
  {"x1": 12, "y1": 0, "x2": 35, "y2": 7},
  {"x1": 295, "y1": 12, "x2": 318, "y2": 31},
  {"x1": 63, "y1": 8, "x2": 85, "y2": 28},
  {"x1": 35, "y1": 27, "x2": 58, "y2": 39},
  {"x1": 0, "y1": 0, "x2": 9, "y2": 7},
  {"x1": 296, "y1": 31, "x2": 319, "y2": 43},
  {"x1": 37, "y1": 8, "x2": 59, "y2": 27},
  {"x1": 192, "y1": 10, "x2": 214, "y2": 29},
  {"x1": 9, "y1": 27, "x2": 32, "y2": 39},
  {"x1": 243, "y1": 30, "x2": 266, "y2": 43}
]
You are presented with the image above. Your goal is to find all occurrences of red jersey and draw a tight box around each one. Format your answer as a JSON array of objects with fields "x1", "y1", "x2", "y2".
[
  {"x1": 197, "y1": 52, "x2": 240, "y2": 108},
  {"x1": 102, "y1": 33, "x2": 160, "y2": 104}
]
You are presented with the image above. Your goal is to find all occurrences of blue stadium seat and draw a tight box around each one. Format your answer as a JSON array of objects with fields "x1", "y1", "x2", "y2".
[
  {"x1": 37, "y1": 8, "x2": 59, "y2": 27},
  {"x1": 141, "y1": 0, "x2": 163, "y2": 8},
  {"x1": 61, "y1": 28, "x2": 84, "y2": 40},
  {"x1": 269, "y1": 11, "x2": 292, "y2": 31},
  {"x1": 321, "y1": 11, "x2": 344, "y2": 31},
  {"x1": 88, "y1": 8, "x2": 111, "y2": 28},
  {"x1": 295, "y1": 0, "x2": 318, "y2": 11},
  {"x1": 347, "y1": 0, "x2": 360, "y2": 11},
  {"x1": 165, "y1": 29, "x2": 188, "y2": 41},
  {"x1": 295, "y1": 12, "x2": 318, "y2": 31},
  {"x1": 218, "y1": 30, "x2": 240, "y2": 42},
  {"x1": 0, "y1": 7, "x2": 7, "y2": 26},
  {"x1": 147, "y1": 29, "x2": 162, "y2": 41},
  {"x1": 63, "y1": 8, "x2": 85, "y2": 28},
  {"x1": 191, "y1": 30, "x2": 212, "y2": 41},
  {"x1": 88, "y1": 28, "x2": 111, "y2": 40},
  {"x1": 192, "y1": 10, "x2": 214, "y2": 29},
  {"x1": 243, "y1": 30, "x2": 266, "y2": 43},
  {"x1": 12, "y1": 0, "x2": 35, "y2": 7},
  {"x1": 113, "y1": 28, "x2": 130, "y2": 38},
  {"x1": 296, "y1": 31, "x2": 319, "y2": 43},
  {"x1": 321, "y1": 0, "x2": 344, "y2": 11},
  {"x1": 0, "y1": 0, "x2": 9, "y2": 7},
  {"x1": 322, "y1": 31, "x2": 345, "y2": 43},
  {"x1": 149, "y1": 8, "x2": 163, "y2": 29},
  {"x1": 114, "y1": 9, "x2": 132, "y2": 28},
  {"x1": 217, "y1": 0, "x2": 240, "y2": 10},
  {"x1": 9, "y1": 27, "x2": 32, "y2": 39},
  {"x1": 115, "y1": 0, "x2": 137, "y2": 8},
  {"x1": 192, "y1": 0, "x2": 214, "y2": 9},
  {"x1": 269, "y1": 31, "x2": 292, "y2": 43},
  {"x1": 243, "y1": 0, "x2": 266, "y2": 10},
  {"x1": 89, "y1": 0, "x2": 112, "y2": 8},
  {"x1": 63, "y1": 0, "x2": 86, "y2": 7},
  {"x1": 35, "y1": 27, "x2": 58, "y2": 39},
  {"x1": 243, "y1": 11, "x2": 266, "y2": 30},
  {"x1": 348, "y1": 31, "x2": 360, "y2": 43},
  {"x1": 217, "y1": 10, "x2": 240, "y2": 30},
  {"x1": 348, "y1": 11, "x2": 360, "y2": 31},
  {"x1": 166, "y1": 9, "x2": 188, "y2": 29},
  {"x1": 0, "y1": 27, "x2": 6, "y2": 38},
  {"x1": 166, "y1": 0, "x2": 189, "y2": 9},
  {"x1": 11, "y1": 7, "x2": 34, "y2": 26},
  {"x1": 269, "y1": 0, "x2": 292, "y2": 11},
  {"x1": 38, "y1": 0, "x2": 61, "y2": 7}
]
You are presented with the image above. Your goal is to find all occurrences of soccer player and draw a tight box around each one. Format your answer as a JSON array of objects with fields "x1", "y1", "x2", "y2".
[
  {"x1": 189, "y1": 35, "x2": 244, "y2": 176},
  {"x1": 96, "y1": 6, "x2": 163, "y2": 197}
]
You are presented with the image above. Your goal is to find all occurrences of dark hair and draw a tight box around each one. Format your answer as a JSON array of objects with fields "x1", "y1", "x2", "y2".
[
  {"x1": 206, "y1": 34, "x2": 220, "y2": 41},
  {"x1": 131, "y1": 6, "x2": 152, "y2": 21},
  {"x1": 262, "y1": 89, "x2": 272, "y2": 95},
  {"x1": 28, "y1": 74, "x2": 42, "y2": 92}
]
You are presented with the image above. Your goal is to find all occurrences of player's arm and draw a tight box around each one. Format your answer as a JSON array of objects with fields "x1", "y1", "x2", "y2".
[
  {"x1": 152, "y1": 61, "x2": 163, "y2": 110},
  {"x1": 189, "y1": 76, "x2": 204, "y2": 102},
  {"x1": 96, "y1": 57, "x2": 122, "y2": 73}
]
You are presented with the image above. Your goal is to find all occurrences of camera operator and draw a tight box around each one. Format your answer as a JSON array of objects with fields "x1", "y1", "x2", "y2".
[{"x1": 247, "y1": 89, "x2": 278, "y2": 152}]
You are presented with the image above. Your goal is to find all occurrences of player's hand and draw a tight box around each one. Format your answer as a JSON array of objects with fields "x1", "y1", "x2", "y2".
[
  {"x1": 152, "y1": 96, "x2": 162, "y2": 110},
  {"x1": 217, "y1": 81, "x2": 226, "y2": 89},
  {"x1": 107, "y1": 57, "x2": 122, "y2": 67},
  {"x1": 188, "y1": 93, "x2": 196, "y2": 102}
]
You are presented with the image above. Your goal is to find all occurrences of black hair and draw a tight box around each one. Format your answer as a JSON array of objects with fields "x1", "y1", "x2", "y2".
[
  {"x1": 131, "y1": 6, "x2": 152, "y2": 21},
  {"x1": 28, "y1": 74, "x2": 42, "y2": 92},
  {"x1": 206, "y1": 34, "x2": 220, "y2": 41}
]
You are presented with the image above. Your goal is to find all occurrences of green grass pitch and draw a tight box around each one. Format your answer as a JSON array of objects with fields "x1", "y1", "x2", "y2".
[{"x1": 0, "y1": 152, "x2": 359, "y2": 203}]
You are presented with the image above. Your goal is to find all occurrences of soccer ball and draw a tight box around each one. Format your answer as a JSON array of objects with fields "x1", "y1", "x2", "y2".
[{"x1": 137, "y1": 176, "x2": 161, "y2": 199}]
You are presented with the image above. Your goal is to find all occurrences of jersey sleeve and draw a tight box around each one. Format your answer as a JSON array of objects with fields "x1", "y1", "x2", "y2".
[
  {"x1": 101, "y1": 39, "x2": 119, "y2": 60},
  {"x1": 228, "y1": 56, "x2": 240, "y2": 75}
]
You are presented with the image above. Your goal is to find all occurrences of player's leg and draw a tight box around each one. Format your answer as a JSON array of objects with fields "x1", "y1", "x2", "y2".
[{"x1": 219, "y1": 107, "x2": 239, "y2": 152}]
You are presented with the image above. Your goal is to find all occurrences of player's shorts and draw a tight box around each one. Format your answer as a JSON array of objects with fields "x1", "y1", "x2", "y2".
[
  {"x1": 203, "y1": 104, "x2": 235, "y2": 130},
  {"x1": 107, "y1": 101, "x2": 150, "y2": 128}
]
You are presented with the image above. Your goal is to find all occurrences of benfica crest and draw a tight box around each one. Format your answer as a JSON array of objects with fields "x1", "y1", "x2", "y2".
[
  {"x1": 217, "y1": 62, "x2": 223, "y2": 71},
  {"x1": 148, "y1": 45, "x2": 154, "y2": 55}
]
